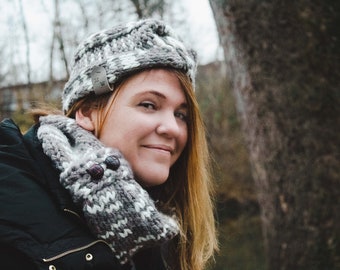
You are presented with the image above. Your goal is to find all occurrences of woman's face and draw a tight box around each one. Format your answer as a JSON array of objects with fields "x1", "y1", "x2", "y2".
[{"x1": 96, "y1": 69, "x2": 188, "y2": 186}]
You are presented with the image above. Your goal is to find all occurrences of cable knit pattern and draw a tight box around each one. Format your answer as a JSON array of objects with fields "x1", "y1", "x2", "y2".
[
  {"x1": 62, "y1": 18, "x2": 197, "y2": 112},
  {"x1": 37, "y1": 115, "x2": 179, "y2": 264}
]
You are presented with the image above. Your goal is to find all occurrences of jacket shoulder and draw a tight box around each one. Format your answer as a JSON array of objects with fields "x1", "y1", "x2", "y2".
[{"x1": 0, "y1": 118, "x2": 23, "y2": 145}]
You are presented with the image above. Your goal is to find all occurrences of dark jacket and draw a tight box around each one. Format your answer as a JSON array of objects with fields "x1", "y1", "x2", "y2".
[{"x1": 0, "y1": 118, "x2": 166, "y2": 270}]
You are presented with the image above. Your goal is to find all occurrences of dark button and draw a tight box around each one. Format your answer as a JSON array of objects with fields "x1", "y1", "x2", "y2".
[
  {"x1": 86, "y1": 164, "x2": 104, "y2": 180},
  {"x1": 105, "y1": 155, "x2": 120, "y2": 171}
]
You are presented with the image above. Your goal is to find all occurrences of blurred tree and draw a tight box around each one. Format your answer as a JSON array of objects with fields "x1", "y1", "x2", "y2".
[
  {"x1": 209, "y1": 0, "x2": 340, "y2": 269},
  {"x1": 130, "y1": 0, "x2": 167, "y2": 18},
  {"x1": 49, "y1": 0, "x2": 70, "y2": 83},
  {"x1": 196, "y1": 62, "x2": 254, "y2": 202},
  {"x1": 18, "y1": 0, "x2": 31, "y2": 86},
  {"x1": 0, "y1": 44, "x2": 9, "y2": 83},
  {"x1": 197, "y1": 62, "x2": 264, "y2": 270}
]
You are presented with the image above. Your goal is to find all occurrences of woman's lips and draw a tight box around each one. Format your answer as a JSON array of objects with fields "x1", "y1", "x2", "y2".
[{"x1": 143, "y1": 144, "x2": 174, "y2": 154}]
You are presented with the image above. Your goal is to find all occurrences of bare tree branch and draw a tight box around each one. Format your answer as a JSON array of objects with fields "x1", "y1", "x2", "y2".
[
  {"x1": 18, "y1": 0, "x2": 31, "y2": 86},
  {"x1": 54, "y1": 0, "x2": 70, "y2": 78}
]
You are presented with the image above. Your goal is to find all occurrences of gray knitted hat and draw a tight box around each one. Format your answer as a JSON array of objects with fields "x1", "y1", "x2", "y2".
[{"x1": 62, "y1": 18, "x2": 197, "y2": 113}]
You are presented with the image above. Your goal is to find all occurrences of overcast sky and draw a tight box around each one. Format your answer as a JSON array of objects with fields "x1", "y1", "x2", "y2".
[
  {"x1": 181, "y1": 0, "x2": 221, "y2": 63},
  {"x1": 0, "y1": 0, "x2": 221, "y2": 85}
]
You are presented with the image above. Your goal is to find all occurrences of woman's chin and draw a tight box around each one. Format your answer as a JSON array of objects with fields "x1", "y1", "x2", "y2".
[{"x1": 135, "y1": 170, "x2": 169, "y2": 188}]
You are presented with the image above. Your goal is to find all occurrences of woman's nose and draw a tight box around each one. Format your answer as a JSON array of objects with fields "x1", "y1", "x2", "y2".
[{"x1": 156, "y1": 113, "x2": 181, "y2": 138}]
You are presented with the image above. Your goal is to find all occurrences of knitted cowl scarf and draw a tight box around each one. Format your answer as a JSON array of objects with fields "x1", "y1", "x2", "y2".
[{"x1": 37, "y1": 114, "x2": 179, "y2": 265}]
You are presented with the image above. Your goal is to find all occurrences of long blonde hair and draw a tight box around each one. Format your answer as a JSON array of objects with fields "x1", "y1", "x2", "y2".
[{"x1": 64, "y1": 68, "x2": 218, "y2": 269}]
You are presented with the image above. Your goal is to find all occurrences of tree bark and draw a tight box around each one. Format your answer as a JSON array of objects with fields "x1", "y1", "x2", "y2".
[{"x1": 209, "y1": 0, "x2": 340, "y2": 269}]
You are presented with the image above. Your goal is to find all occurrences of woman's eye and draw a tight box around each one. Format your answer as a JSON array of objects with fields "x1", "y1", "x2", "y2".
[
  {"x1": 139, "y1": 102, "x2": 156, "y2": 110},
  {"x1": 175, "y1": 111, "x2": 188, "y2": 122}
]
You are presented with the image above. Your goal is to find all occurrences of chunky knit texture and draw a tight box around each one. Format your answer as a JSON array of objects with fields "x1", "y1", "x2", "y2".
[
  {"x1": 62, "y1": 18, "x2": 197, "y2": 113},
  {"x1": 37, "y1": 115, "x2": 179, "y2": 264}
]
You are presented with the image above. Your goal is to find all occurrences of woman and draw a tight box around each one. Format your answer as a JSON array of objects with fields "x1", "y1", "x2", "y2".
[{"x1": 0, "y1": 19, "x2": 218, "y2": 270}]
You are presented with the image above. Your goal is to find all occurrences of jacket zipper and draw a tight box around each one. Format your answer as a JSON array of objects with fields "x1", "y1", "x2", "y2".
[
  {"x1": 63, "y1": 208, "x2": 81, "y2": 219},
  {"x1": 42, "y1": 240, "x2": 111, "y2": 262}
]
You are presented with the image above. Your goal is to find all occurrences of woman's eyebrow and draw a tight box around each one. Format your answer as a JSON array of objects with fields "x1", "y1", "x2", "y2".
[
  {"x1": 134, "y1": 90, "x2": 188, "y2": 107},
  {"x1": 133, "y1": 90, "x2": 166, "y2": 99}
]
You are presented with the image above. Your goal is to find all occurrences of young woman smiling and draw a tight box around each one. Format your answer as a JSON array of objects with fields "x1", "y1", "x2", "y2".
[{"x1": 0, "y1": 19, "x2": 218, "y2": 270}]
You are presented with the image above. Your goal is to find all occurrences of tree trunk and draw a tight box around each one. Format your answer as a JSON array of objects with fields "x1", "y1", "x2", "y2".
[
  {"x1": 54, "y1": 0, "x2": 69, "y2": 78},
  {"x1": 209, "y1": 0, "x2": 340, "y2": 269},
  {"x1": 18, "y1": 0, "x2": 31, "y2": 86}
]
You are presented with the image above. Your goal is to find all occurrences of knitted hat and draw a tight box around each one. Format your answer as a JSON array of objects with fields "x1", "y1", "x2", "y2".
[{"x1": 62, "y1": 18, "x2": 197, "y2": 113}]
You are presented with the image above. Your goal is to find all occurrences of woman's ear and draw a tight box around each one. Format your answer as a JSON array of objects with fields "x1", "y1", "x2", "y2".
[{"x1": 75, "y1": 109, "x2": 96, "y2": 131}]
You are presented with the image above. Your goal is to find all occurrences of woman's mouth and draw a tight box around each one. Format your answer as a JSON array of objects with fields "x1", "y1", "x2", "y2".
[{"x1": 143, "y1": 144, "x2": 174, "y2": 155}]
